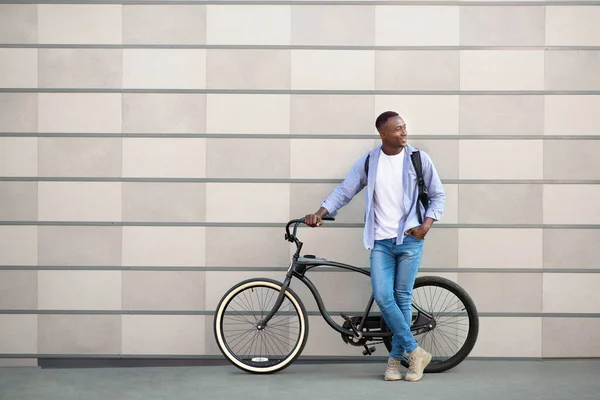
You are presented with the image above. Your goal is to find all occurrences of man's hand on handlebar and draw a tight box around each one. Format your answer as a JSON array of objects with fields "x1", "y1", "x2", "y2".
[
  {"x1": 304, "y1": 213, "x2": 323, "y2": 227},
  {"x1": 304, "y1": 207, "x2": 330, "y2": 227}
]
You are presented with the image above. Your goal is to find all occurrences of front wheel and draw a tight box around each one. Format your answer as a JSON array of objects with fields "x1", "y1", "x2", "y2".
[
  {"x1": 382, "y1": 275, "x2": 479, "y2": 373},
  {"x1": 213, "y1": 278, "x2": 309, "y2": 374}
]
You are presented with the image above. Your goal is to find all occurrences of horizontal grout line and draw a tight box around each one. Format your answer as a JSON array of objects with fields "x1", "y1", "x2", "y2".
[
  {"x1": 1, "y1": 310, "x2": 599, "y2": 318},
  {"x1": 0, "y1": 354, "x2": 205, "y2": 359},
  {"x1": 426, "y1": 268, "x2": 600, "y2": 274},
  {"x1": 2, "y1": 177, "x2": 600, "y2": 184},
  {"x1": 477, "y1": 313, "x2": 600, "y2": 318},
  {"x1": 3, "y1": 44, "x2": 600, "y2": 50},
  {"x1": 2, "y1": 133, "x2": 600, "y2": 140},
  {"x1": 1, "y1": 266, "x2": 598, "y2": 273},
  {"x1": 3, "y1": 88, "x2": 600, "y2": 95},
  {"x1": 0, "y1": 310, "x2": 213, "y2": 315},
  {"x1": 3, "y1": 0, "x2": 600, "y2": 6},
  {"x1": 1, "y1": 221, "x2": 600, "y2": 229},
  {"x1": 0, "y1": 354, "x2": 195, "y2": 359}
]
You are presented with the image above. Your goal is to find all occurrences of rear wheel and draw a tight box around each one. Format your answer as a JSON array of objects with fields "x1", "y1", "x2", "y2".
[
  {"x1": 213, "y1": 278, "x2": 308, "y2": 374},
  {"x1": 382, "y1": 276, "x2": 479, "y2": 373}
]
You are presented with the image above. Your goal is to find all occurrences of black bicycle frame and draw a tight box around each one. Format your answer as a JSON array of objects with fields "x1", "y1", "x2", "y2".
[
  {"x1": 256, "y1": 218, "x2": 434, "y2": 339},
  {"x1": 257, "y1": 256, "x2": 434, "y2": 339},
  {"x1": 295, "y1": 260, "x2": 383, "y2": 338}
]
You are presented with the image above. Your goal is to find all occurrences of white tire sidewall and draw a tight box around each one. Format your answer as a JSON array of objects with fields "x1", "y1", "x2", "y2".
[{"x1": 215, "y1": 280, "x2": 306, "y2": 373}]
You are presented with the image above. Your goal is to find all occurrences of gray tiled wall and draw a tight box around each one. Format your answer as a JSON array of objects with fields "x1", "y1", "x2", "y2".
[{"x1": 0, "y1": 1, "x2": 599, "y2": 363}]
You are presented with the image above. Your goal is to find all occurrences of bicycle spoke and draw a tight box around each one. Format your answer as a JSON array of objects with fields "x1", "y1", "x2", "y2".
[
  {"x1": 415, "y1": 289, "x2": 424, "y2": 313},
  {"x1": 268, "y1": 328, "x2": 293, "y2": 351},
  {"x1": 266, "y1": 324, "x2": 296, "y2": 336},
  {"x1": 243, "y1": 330, "x2": 262, "y2": 358},
  {"x1": 431, "y1": 286, "x2": 443, "y2": 313},
  {"x1": 264, "y1": 288, "x2": 278, "y2": 312},
  {"x1": 434, "y1": 289, "x2": 452, "y2": 316},
  {"x1": 225, "y1": 310, "x2": 256, "y2": 326},
  {"x1": 435, "y1": 328, "x2": 462, "y2": 348},
  {"x1": 226, "y1": 330, "x2": 257, "y2": 350},
  {"x1": 262, "y1": 332, "x2": 278, "y2": 358},
  {"x1": 224, "y1": 328, "x2": 256, "y2": 340},
  {"x1": 256, "y1": 287, "x2": 267, "y2": 320},
  {"x1": 263, "y1": 329, "x2": 287, "y2": 357},
  {"x1": 236, "y1": 329, "x2": 260, "y2": 356},
  {"x1": 428, "y1": 285, "x2": 434, "y2": 313},
  {"x1": 434, "y1": 326, "x2": 457, "y2": 354},
  {"x1": 436, "y1": 299, "x2": 462, "y2": 318},
  {"x1": 246, "y1": 290, "x2": 259, "y2": 323},
  {"x1": 436, "y1": 323, "x2": 469, "y2": 333},
  {"x1": 230, "y1": 297, "x2": 256, "y2": 319}
]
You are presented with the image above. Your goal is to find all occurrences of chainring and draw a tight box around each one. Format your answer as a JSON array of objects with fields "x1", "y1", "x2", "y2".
[{"x1": 341, "y1": 316, "x2": 369, "y2": 346}]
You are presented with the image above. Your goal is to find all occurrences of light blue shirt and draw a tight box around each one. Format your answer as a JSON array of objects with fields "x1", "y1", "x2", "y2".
[{"x1": 321, "y1": 144, "x2": 446, "y2": 250}]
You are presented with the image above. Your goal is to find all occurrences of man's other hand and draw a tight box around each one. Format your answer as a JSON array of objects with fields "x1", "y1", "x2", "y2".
[{"x1": 405, "y1": 225, "x2": 429, "y2": 240}]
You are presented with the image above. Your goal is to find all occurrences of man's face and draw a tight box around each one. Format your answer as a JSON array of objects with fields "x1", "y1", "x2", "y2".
[{"x1": 381, "y1": 116, "x2": 407, "y2": 148}]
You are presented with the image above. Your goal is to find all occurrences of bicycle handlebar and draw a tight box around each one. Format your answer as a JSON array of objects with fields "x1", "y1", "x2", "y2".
[{"x1": 285, "y1": 216, "x2": 335, "y2": 244}]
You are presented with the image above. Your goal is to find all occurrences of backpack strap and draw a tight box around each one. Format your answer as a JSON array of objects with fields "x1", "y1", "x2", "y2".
[
  {"x1": 410, "y1": 150, "x2": 429, "y2": 224},
  {"x1": 364, "y1": 154, "x2": 370, "y2": 182}
]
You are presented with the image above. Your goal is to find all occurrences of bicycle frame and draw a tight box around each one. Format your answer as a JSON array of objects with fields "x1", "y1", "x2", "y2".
[{"x1": 256, "y1": 218, "x2": 436, "y2": 340}]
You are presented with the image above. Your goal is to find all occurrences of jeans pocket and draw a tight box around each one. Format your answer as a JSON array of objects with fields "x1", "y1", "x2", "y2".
[{"x1": 406, "y1": 233, "x2": 424, "y2": 242}]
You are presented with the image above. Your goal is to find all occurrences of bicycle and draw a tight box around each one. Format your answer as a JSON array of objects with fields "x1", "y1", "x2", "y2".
[{"x1": 213, "y1": 216, "x2": 479, "y2": 374}]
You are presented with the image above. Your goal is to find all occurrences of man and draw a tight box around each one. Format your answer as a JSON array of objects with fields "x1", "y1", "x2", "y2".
[{"x1": 305, "y1": 111, "x2": 445, "y2": 382}]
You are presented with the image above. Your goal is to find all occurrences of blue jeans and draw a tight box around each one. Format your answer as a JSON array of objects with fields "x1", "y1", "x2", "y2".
[{"x1": 370, "y1": 235, "x2": 424, "y2": 360}]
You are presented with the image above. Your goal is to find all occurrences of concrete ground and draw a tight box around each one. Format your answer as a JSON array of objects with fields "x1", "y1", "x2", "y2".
[{"x1": 1, "y1": 360, "x2": 599, "y2": 400}]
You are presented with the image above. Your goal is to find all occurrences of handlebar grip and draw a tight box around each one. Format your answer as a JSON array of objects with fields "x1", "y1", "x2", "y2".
[{"x1": 322, "y1": 216, "x2": 335, "y2": 221}]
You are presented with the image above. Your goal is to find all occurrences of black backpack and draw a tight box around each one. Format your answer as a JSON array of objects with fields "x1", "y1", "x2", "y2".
[{"x1": 364, "y1": 150, "x2": 429, "y2": 224}]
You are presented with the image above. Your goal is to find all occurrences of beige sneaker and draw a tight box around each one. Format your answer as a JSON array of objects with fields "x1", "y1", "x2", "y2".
[
  {"x1": 404, "y1": 347, "x2": 432, "y2": 382},
  {"x1": 384, "y1": 357, "x2": 402, "y2": 381}
]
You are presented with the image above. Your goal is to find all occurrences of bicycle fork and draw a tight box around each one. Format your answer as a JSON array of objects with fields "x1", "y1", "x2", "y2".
[{"x1": 256, "y1": 275, "x2": 292, "y2": 330}]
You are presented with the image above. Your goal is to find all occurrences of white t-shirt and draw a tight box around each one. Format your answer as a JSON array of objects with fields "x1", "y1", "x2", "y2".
[{"x1": 373, "y1": 148, "x2": 405, "y2": 240}]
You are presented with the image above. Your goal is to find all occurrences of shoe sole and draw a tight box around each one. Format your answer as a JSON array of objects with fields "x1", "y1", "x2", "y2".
[
  {"x1": 384, "y1": 376, "x2": 402, "y2": 381},
  {"x1": 405, "y1": 353, "x2": 432, "y2": 382}
]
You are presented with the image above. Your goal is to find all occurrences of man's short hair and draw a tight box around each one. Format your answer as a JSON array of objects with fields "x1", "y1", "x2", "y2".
[{"x1": 375, "y1": 111, "x2": 399, "y2": 132}]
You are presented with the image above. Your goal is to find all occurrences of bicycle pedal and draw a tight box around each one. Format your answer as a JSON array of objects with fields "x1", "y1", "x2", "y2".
[{"x1": 362, "y1": 346, "x2": 376, "y2": 356}]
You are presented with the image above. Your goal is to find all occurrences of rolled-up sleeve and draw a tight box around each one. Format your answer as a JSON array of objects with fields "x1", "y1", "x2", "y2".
[
  {"x1": 421, "y1": 152, "x2": 445, "y2": 221},
  {"x1": 320, "y1": 155, "x2": 367, "y2": 217}
]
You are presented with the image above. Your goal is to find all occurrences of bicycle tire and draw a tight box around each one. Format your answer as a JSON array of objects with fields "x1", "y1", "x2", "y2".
[
  {"x1": 382, "y1": 275, "x2": 479, "y2": 373},
  {"x1": 213, "y1": 278, "x2": 309, "y2": 374}
]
